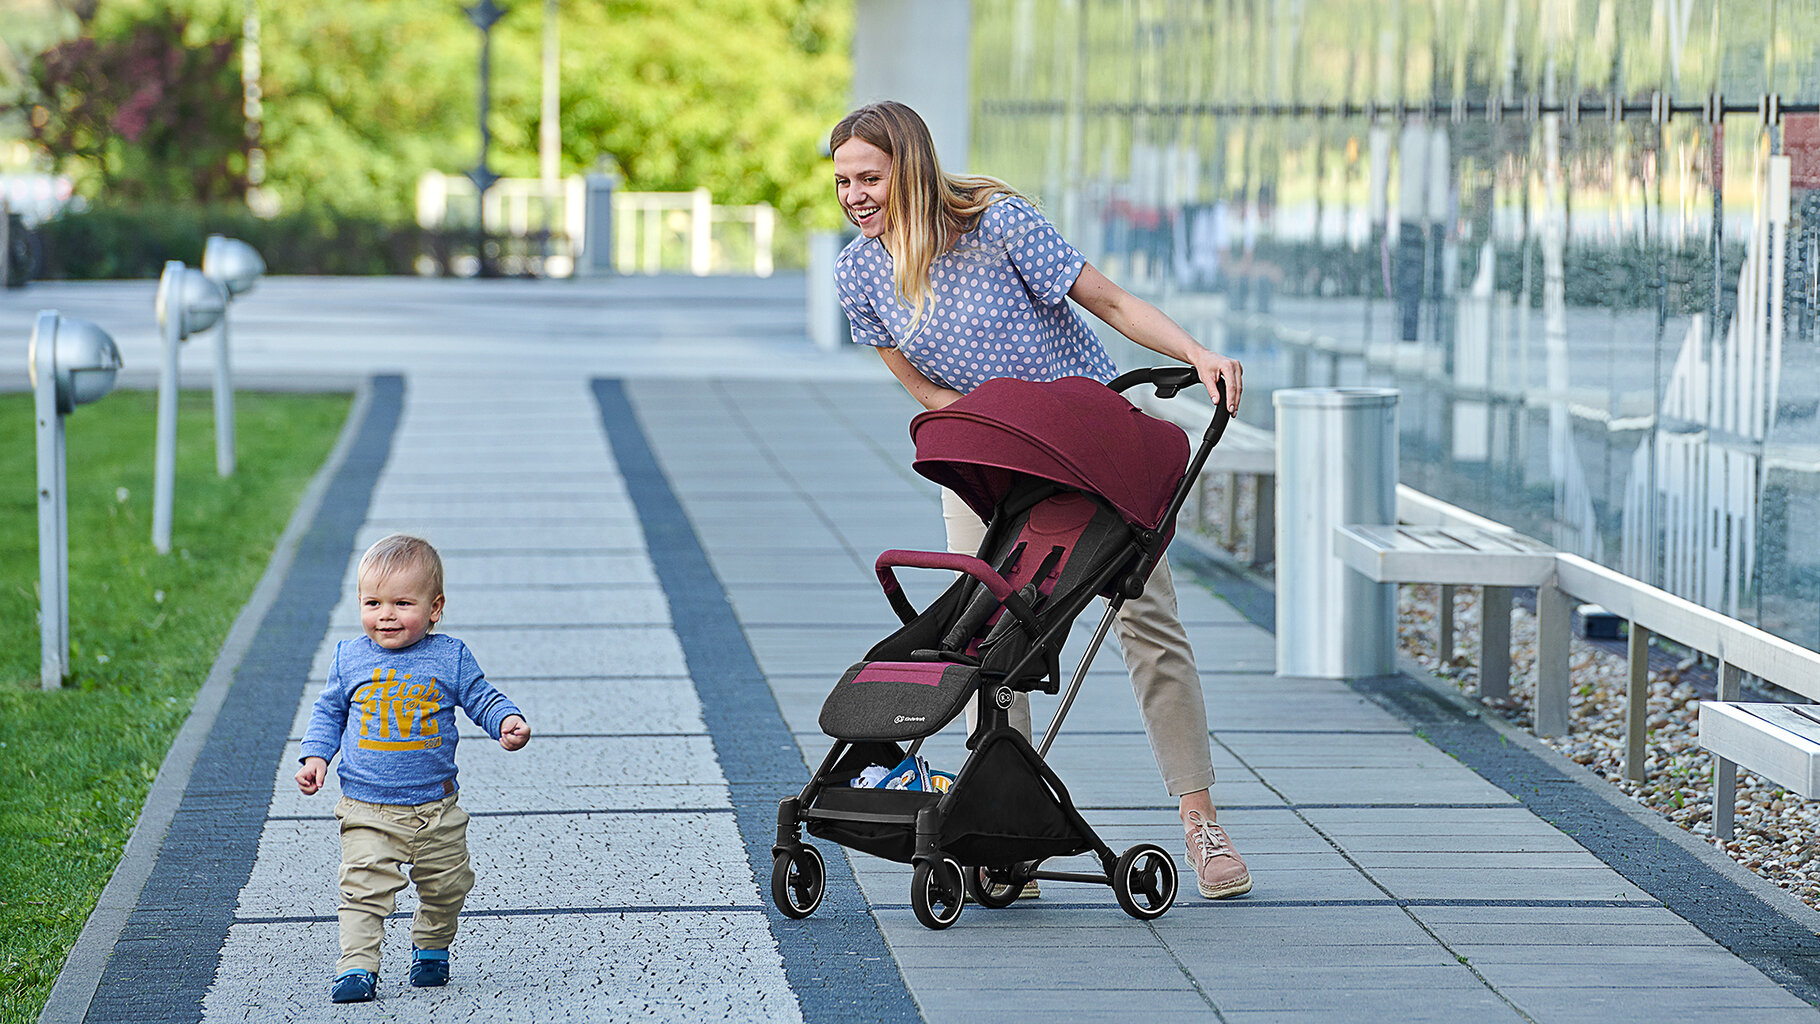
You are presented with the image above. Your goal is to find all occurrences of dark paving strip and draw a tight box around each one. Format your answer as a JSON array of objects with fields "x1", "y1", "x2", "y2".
[
  {"x1": 1176, "y1": 550, "x2": 1820, "y2": 1006},
  {"x1": 593, "y1": 379, "x2": 922, "y2": 1024},
  {"x1": 83, "y1": 375, "x2": 403, "y2": 1024}
]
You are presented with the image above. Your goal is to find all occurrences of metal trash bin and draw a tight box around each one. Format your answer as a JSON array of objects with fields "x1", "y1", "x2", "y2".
[{"x1": 1274, "y1": 387, "x2": 1399, "y2": 678}]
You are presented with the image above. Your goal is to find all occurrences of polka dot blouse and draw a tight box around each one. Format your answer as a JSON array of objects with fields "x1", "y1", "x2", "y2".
[{"x1": 835, "y1": 196, "x2": 1117, "y2": 394}]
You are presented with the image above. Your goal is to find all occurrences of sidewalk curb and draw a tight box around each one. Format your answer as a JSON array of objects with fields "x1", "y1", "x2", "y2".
[{"x1": 37, "y1": 378, "x2": 374, "y2": 1024}]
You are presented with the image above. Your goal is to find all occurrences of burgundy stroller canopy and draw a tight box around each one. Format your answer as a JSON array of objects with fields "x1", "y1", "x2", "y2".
[{"x1": 910, "y1": 376, "x2": 1190, "y2": 531}]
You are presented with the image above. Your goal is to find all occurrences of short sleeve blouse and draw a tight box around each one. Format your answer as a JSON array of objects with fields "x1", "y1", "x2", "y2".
[{"x1": 834, "y1": 196, "x2": 1116, "y2": 394}]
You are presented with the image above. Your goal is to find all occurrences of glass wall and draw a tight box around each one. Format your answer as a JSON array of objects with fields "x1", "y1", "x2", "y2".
[{"x1": 973, "y1": 0, "x2": 1820, "y2": 652}]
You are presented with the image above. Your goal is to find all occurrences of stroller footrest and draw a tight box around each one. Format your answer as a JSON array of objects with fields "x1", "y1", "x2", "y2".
[{"x1": 819, "y1": 660, "x2": 981, "y2": 741}]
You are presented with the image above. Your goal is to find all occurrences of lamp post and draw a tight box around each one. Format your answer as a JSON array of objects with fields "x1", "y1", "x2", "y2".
[
  {"x1": 152, "y1": 261, "x2": 226, "y2": 555},
  {"x1": 31, "y1": 311, "x2": 122, "y2": 689},
  {"x1": 201, "y1": 235, "x2": 265, "y2": 477},
  {"x1": 466, "y1": 0, "x2": 505, "y2": 277}
]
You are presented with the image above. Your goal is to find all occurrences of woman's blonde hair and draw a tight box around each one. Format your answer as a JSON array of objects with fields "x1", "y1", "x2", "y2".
[{"x1": 830, "y1": 101, "x2": 1024, "y2": 327}]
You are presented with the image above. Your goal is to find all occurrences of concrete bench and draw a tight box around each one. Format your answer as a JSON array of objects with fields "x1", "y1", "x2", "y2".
[
  {"x1": 1699, "y1": 702, "x2": 1820, "y2": 839},
  {"x1": 1334, "y1": 524, "x2": 1566, "y2": 723}
]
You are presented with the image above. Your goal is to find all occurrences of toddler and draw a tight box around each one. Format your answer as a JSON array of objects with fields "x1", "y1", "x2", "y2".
[{"x1": 295, "y1": 533, "x2": 530, "y2": 1003}]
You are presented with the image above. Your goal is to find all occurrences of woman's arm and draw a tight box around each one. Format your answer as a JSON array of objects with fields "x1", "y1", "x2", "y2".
[
  {"x1": 1068, "y1": 262, "x2": 1243, "y2": 413},
  {"x1": 878, "y1": 347, "x2": 965, "y2": 410}
]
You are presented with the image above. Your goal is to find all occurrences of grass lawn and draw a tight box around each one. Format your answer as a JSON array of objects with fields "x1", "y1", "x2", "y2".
[{"x1": 0, "y1": 387, "x2": 351, "y2": 1024}]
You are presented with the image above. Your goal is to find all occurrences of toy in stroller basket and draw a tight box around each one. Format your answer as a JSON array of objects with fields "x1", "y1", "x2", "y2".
[{"x1": 771, "y1": 367, "x2": 1230, "y2": 930}]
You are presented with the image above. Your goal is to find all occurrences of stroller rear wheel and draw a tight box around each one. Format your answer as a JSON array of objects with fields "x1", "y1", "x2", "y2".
[
  {"x1": 1112, "y1": 844, "x2": 1177, "y2": 920},
  {"x1": 966, "y1": 864, "x2": 1024, "y2": 909},
  {"x1": 911, "y1": 856, "x2": 966, "y2": 929},
  {"x1": 771, "y1": 845, "x2": 826, "y2": 919}
]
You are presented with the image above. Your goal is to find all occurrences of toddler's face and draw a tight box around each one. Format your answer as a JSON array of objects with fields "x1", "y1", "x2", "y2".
[{"x1": 358, "y1": 566, "x2": 443, "y2": 650}]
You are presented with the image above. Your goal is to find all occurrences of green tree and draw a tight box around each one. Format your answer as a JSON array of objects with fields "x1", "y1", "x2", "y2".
[
  {"x1": 254, "y1": 0, "x2": 850, "y2": 226},
  {"x1": 26, "y1": 4, "x2": 246, "y2": 203}
]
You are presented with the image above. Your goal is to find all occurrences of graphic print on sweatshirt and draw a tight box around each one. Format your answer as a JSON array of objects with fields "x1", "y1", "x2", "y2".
[{"x1": 354, "y1": 667, "x2": 444, "y2": 750}]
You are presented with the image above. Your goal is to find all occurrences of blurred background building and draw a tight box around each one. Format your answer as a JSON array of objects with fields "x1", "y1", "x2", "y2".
[{"x1": 969, "y1": 0, "x2": 1820, "y2": 655}]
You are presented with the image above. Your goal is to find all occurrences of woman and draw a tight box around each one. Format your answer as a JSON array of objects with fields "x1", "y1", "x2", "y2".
[{"x1": 830, "y1": 100, "x2": 1250, "y2": 900}]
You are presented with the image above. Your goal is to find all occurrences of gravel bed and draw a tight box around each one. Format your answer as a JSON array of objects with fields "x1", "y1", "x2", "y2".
[{"x1": 1396, "y1": 583, "x2": 1820, "y2": 912}]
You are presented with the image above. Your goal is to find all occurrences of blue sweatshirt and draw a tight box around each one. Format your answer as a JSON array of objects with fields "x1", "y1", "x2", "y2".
[{"x1": 299, "y1": 633, "x2": 523, "y2": 806}]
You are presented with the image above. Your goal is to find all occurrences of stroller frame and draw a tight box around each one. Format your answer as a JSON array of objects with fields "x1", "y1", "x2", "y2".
[{"x1": 771, "y1": 368, "x2": 1230, "y2": 929}]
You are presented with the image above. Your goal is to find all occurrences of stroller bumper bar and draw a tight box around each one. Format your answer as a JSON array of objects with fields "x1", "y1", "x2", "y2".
[{"x1": 874, "y1": 549, "x2": 1039, "y2": 632}]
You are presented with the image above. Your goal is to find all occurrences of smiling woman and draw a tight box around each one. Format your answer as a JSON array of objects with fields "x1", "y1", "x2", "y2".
[
  {"x1": 826, "y1": 99, "x2": 1251, "y2": 901},
  {"x1": 0, "y1": 389, "x2": 350, "y2": 1024}
]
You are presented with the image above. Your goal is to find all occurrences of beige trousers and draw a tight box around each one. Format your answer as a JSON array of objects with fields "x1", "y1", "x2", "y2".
[
  {"x1": 334, "y1": 793, "x2": 474, "y2": 973},
  {"x1": 944, "y1": 488, "x2": 1215, "y2": 797}
]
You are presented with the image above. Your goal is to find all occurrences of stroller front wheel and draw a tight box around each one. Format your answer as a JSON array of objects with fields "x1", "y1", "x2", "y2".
[
  {"x1": 771, "y1": 845, "x2": 826, "y2": 919},
  {"x1": 911, "y1": 857, "x2": 966, "y2": 929},
  {"x1": 1112, "y1": 843, "x2": 1178, "y2": 920}
]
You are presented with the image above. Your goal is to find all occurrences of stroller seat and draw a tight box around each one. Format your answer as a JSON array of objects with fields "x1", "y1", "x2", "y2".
[{"x1": 818, "y1": 488, "x2": 1129, "y2": 742}]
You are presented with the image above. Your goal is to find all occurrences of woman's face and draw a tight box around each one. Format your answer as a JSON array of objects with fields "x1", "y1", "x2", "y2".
[{"x1": 833, "y1": 137, "x2": 891, "y2": 239}]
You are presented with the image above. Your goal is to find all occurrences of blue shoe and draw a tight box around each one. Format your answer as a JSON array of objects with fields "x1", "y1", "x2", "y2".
[
  {"x1": 330, "y1": 968, "x2": 377, "y2": 1003},
  {"x1": 409, "y1": 947, "x2": 450, "y2": 988}
]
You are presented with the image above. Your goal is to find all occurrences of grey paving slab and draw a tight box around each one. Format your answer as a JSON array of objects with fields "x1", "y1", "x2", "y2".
[
  {"x1": 352, "y1": 521, "x2": 646, "y2": 553},
  {"x1": 363, "y1": 495, "x2": 633, "y2": 520},
  {"x1": 450, "y1": 626, "x2": 687, "y2": 678},
  {"x1": 202, "y1": 915, "x2": 798, "y2": 1024},
  {"x1": 705, "y1": 551, "x2": 874, "y2": 586},
  {"x1": 236, "y1": 812, "x2": 755, "y2": 917},
  {"x1": 1493, "y1": 986, "x2": 1816, "y2": 1018}
]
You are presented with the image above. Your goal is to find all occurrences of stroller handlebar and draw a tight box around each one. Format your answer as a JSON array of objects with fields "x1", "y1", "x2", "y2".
[{"x1": 1109, "y1": 365, "x2": 1201, "y2": 398}]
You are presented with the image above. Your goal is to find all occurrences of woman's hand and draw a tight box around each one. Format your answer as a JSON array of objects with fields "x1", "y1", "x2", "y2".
[{"x1": 1182, "y1": 346, "x2": 1242, "y2": 415}]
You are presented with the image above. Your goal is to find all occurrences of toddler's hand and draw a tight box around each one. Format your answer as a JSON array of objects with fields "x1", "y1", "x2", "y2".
[
  {"x1": 499, "y1": 715, "x2": 530, "y2": 751},
  {"x1": 295, "y1": 757, "x2": 328, "y2": 795}
]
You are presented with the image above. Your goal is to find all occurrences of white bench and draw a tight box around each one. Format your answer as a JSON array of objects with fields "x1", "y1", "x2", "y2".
[
  {"x1": 1700, "y1": 702, "x2": 1820, "y2": 840},
  {"x1": 1324, "y1": 489, "x2": 1820, "y2": 841},
  {"x1": 1334, "y1": 524, "x2": 1567, "y2": 727}
]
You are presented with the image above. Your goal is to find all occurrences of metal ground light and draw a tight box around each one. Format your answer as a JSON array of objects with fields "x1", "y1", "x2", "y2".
[
  {"x1": 152, "y1": 261, "x2": 226, "y2": 555},
  {"x1": 201, "y1": 235, "x2": 265, "y2": 477},
  {"x1": 31, "y1": 311, "x2": 122, "y2": 689}
]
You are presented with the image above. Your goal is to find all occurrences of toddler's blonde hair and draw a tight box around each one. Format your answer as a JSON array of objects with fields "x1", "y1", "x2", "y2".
[{"x1": 357, "y1": 533, "x2": 444, "y2": 598}]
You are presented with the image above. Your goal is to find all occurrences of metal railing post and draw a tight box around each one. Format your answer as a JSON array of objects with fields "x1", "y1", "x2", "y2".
[{"x1": 1625, "y1": 622, "x2": 1653, "y2": 781}]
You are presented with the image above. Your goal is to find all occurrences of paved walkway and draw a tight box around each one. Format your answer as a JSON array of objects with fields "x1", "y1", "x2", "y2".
[{"x1": 17, "y1": 277, "x2": 1820, "y2": 1022}]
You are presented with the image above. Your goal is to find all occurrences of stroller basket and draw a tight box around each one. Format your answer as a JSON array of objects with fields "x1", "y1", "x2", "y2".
[{"x1": 772, "y1": 368, "x2": 1230, "y2": 930}]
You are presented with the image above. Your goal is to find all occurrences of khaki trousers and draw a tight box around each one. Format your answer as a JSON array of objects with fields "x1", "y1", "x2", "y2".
[
  {"x1": 334, "y1": 793, "x2": 474, "y2": 973},
  {"x1": 945, "y1": 488, "x2": 1215, "y2": 797}
]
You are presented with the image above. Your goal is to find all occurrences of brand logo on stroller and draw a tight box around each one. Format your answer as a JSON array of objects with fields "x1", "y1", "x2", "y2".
[{"x1": 893, "y1": 714, "x2": 926, "y2": 724}]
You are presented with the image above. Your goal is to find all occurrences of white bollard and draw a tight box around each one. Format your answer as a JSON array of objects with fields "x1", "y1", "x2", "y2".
[
  {"x1": 152, "y1": 262, "x2": 226, "y2": 554},
  {"x1": 202, "y1": 235, "x2": 265, "y2": 478},
  {"x1": 1274, "y1": 387, "x2": 1400, "y2": 678},
  {"x1": 31, "y1": 311, "x2": 121, "y2": 688}
]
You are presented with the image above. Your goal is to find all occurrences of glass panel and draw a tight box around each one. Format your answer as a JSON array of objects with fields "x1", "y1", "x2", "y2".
[{"x1": 973, "y1": 0, "x2": 1820, "y2": 647}]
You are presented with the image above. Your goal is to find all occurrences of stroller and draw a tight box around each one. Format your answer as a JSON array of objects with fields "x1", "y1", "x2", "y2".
[{"x1": 770, "y1": 367, "x2": 1229, "y2": 929}]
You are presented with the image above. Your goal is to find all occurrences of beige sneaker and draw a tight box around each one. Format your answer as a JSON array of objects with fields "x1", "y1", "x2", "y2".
[{"x1": 1183, "y1": 810, "x2": 1251, "y2": 898}]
